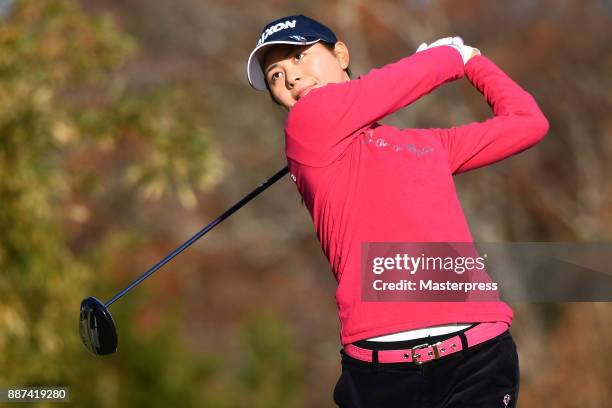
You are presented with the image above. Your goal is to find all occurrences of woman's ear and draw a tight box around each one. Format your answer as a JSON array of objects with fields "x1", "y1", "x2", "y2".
[{"x1": 334, "y1": 41, "x2": 350, "y2": 70}]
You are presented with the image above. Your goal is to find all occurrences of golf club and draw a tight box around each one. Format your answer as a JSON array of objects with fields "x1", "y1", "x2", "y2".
[{"x1": 79, "y1": 166, "x2": 289, "y2": 355}]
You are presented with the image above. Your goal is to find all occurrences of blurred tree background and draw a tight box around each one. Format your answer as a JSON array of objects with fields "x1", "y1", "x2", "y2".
[{"x1": 0, "y1": 0, "x2": 610, "y2": 407}]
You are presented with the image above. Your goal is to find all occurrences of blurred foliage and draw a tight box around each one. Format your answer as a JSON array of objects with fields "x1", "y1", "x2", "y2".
[
  {"x1": 236, "y1": 313, "x2": 302, "y2": 408},
  {"x1": 0, "y1": 0, "x2": 299, "y2": 406}
]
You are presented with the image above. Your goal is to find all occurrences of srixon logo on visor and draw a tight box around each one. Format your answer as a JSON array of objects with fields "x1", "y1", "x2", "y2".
[{"x1": 257, "y1": 20, "x2": 297, "y2": 45}]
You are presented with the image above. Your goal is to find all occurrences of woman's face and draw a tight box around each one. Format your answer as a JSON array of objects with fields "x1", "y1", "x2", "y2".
[{"x1": 262, "y1": 42, "x2": 350, "y2": 110}]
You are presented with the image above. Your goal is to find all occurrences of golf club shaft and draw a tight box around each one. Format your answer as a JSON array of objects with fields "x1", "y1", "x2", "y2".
[{"x1": 104, "y1": 166, "x2": 289, "y2": 308}]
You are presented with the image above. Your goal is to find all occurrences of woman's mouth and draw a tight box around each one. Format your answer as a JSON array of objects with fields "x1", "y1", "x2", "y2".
[{"x1": 297, "y1": 86, "x2": 312, "y2": 100}]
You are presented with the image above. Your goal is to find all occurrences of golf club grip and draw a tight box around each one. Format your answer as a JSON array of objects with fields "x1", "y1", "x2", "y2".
[{"x1": 104, "y1": 166, "x2": 290, "y2": 308}]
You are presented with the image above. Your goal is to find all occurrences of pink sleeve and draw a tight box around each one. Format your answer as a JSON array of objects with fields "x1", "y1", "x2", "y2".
[
  {"x1": 284, "y1": 46, "x2": 465, "y2": 167},
  {"x1": 435, "y1": 55, "x2": 550, "y2": 174}
]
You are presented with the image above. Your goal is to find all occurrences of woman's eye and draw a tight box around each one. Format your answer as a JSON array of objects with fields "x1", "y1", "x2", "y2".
[
  {"x1": 295, "y1": 52, "x2": 305, "y2": 61},
  {"x1": 270, "y1": 72, "x2": 282, "y2": 82}
]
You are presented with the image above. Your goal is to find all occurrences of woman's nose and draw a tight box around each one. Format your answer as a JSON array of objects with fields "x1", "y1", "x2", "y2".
[{"x1": 285, "y1": 69, "x2": 301, "y2": 88}]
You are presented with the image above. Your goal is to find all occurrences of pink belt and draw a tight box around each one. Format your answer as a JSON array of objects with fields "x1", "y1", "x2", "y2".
[{"x1": 343, "y1": 321, "x2": 509, "y2": 365}]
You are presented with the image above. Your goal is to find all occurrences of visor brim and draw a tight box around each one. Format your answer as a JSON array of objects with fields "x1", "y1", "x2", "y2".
[{"x1": 246, "y1": 39, "x2": 322, "y2": 91}]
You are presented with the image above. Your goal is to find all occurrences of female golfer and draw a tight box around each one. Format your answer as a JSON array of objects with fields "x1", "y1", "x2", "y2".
[{"x1": 246, "y1": 14, "x2": 548, "y2": 408}]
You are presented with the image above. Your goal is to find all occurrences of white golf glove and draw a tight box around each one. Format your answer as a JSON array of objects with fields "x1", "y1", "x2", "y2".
[{"x1": 416, "y1": 36, "x2": 480, "y2": 65}]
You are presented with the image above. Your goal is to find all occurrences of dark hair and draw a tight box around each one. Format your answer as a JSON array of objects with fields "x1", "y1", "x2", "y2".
[{"x1": 263, "y1": 41, "x2": 351, "y2": 108}]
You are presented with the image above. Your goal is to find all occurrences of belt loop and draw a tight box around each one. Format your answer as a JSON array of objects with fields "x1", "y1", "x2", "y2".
[
  {"x1": 371, "y1": 349, "x2": 379, "y2": 373},
  {"x1": 458, "y1": 331, "x2": 469, "y2": 353}
]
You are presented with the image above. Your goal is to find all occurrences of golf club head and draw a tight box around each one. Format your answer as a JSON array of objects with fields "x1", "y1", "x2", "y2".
[{"x1": 79, "y1": 296, "x2": 118, "y2": 355}]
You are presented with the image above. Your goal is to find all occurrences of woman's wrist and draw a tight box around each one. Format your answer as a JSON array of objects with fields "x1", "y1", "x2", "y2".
[{"x1": 415, "y1": 36, "x2": 481, "y2": 66}]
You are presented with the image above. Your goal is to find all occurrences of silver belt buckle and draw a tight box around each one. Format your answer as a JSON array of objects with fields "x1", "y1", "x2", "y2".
[{"x1": 410, "y1": 341, "x2": 441, "y2": 365}]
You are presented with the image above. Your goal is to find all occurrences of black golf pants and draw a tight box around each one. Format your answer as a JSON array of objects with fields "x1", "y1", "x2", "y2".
[{"x1": 333, "y1": 327, "x2": 519, "y2": 408}]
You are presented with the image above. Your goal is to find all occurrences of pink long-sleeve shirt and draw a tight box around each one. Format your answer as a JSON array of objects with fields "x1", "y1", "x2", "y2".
[{"x1": 283, "y1": 46, "x2": 549, "y2": 345}]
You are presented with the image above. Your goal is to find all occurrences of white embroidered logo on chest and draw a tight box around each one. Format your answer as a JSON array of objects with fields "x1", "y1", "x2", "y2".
[{"x1": 362, "y1": 129, "x2": 433, "y2": 157}]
